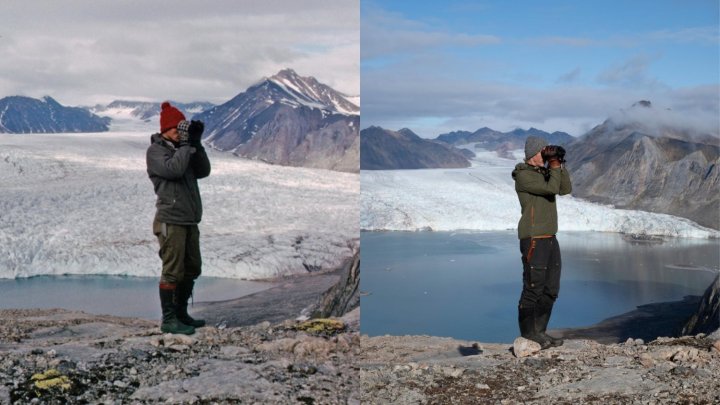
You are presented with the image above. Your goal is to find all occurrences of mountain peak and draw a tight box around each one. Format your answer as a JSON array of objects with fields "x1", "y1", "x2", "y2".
[
  {"x1": 397, "y1": 128, "x2": 420, "y2": 138},
  {"x1": 632, "y1": 100, "x2": 652, "y2": 108},
  {"x1": 269, "y1": 68, "x2": 315, "y2": 86},
  {"x1": 191, "y1": 70, "x2": 359, "y2": 172},
  {"x1": 42, "y1": 96, "x2": 61, "y2": 106},
  {"x1": 263, "y1": 68, "x2": 359, "y2": 115},
  {"x1": 272, "y1": 68, "x2": 301, "y2": 80}
]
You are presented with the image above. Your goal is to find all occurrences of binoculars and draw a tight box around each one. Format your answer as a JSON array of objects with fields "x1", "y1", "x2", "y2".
[{"x1": 541, "y1": 145, "x2": 566, "y2": 163}]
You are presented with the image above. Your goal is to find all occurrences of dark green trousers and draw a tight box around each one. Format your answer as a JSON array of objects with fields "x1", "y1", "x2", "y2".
[{"x1": 153, "y1": 220, "x2": 202, "y2": 284}]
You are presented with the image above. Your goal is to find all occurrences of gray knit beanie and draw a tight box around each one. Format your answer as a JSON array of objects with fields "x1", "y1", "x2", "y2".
[{"x1": 524, "y1": 136, "x2": 548, "y2": 160}]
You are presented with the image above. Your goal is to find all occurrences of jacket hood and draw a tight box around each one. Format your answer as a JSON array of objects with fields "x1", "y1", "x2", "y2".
[
  {"x1": 512, "y1": 162, "x2": 549, "y2": 180},
  {"x1": 512, "y1": 162, "x2": 531, "y2": 180},
  {"x1": 150, "y1": 133, "x2": 163, "y2": 144}
]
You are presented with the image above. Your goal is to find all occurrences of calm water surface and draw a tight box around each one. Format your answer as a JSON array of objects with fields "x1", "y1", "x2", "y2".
[
  {"x1": 0, "y1": 276, "x2": 275, "y2": 320},
  {"x1": 361, "y1": 231, "x2": 719, "y2": 343}
]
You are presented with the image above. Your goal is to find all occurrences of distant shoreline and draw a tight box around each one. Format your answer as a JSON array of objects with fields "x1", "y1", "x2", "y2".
[
  {"x1": 360, "y1": 228, "x2": 720, "y2": 240},
  {"x1": 554, "y1": 294, "x2": 705, "y2": 344}
]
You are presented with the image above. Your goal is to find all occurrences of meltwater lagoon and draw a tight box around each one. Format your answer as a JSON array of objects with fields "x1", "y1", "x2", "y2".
[{"x1": 360, "y1": 231, "x2": 719, "y2": 343}]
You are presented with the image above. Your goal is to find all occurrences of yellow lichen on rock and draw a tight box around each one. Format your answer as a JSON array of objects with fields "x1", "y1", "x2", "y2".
[
  {"x1": 31, "y1": 369, "x2": 72, "y2": 391},
  {"x1": 31, "y1": 369, "x2": 61, "y2": 381},
  {"x1": 295, "y1": 318, "x2": 345, "y2": 334}
]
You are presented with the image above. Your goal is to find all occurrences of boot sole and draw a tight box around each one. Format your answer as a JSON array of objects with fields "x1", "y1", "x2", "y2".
[{"x1": 161, "y1": 325, "x2": 196, "y2": 335}]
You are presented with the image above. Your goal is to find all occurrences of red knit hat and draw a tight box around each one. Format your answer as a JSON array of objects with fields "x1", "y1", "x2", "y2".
[{"x1": 159, "y1": 102, "x2": 186, "y2": 133}]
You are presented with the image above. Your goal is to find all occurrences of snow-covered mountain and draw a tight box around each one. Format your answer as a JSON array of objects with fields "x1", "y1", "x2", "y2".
[
  {"x1": 0, "y1": 131, "x2": 358, "y2": 279},
  {"x1": 262, "y1": 68, "x2": 359, "y2": 115},
  {"x1": 567, "y1": 101, "x2": 720, "y2": 230},
  {"x1": 361, "y1": 126, "x2": 471, "y2": 169},
  {"x1": 361, "y1": 149, "x2": 718, "y2": 238},
  {"x1": 195, "y1": 69, "x2": 359, "y2": 172},
  {"x1": 0, "y1": 96, "x2": 110, "y2": 133},
  {"x1": 90, "y1": 100, "x2": 214, "y2": 132}
]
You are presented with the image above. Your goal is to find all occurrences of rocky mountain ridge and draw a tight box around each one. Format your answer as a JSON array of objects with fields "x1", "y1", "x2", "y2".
[
  {"x1": 436, "y1": 127, "x2": 574, "y2": 151},
  {"x1": 0, "y1": 96, "x2": 109, "y2": 133},
  {"x1": 566, "y1": 101, "x2": 720, "y2": 229},
  {"x1": 360, "y1": 126, "x2": 471, "y2": 170},
  {"x1": 194, "y1": 69, "x2": 359, "y2": 173},
  {"x1": 91, "y1": 100, "x2": 214, "y2": 122}
]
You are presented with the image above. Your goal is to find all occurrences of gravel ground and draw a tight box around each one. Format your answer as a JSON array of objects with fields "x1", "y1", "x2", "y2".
[
  {"x1": 359, "y1": 333, "x2": 720, "y2": 404},
  {"x1": 0, "y1": 308, "x2": 360, "y2": 404}
]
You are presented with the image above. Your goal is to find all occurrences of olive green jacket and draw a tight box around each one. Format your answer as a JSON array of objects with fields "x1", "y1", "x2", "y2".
[{"x1": 511, "y1": 163, "x2": 572, "y2": 239}]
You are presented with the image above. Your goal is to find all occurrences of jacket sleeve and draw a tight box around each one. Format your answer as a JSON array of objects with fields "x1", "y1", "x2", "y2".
[
  {"x1": 146, "y1": 144, "x2": 194, "y2": 180},
  {"x1": 190, "y1": 145, "x2": 211, "y2": 179},
  {"x1": 515, "y1": 168, "x2": 562, "y2": 196},
  {"x1": 559, "y1": 167, "x2": 572, "y2": 196}
]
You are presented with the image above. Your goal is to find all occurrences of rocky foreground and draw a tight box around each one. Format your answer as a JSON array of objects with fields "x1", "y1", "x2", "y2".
[
  {"x1": 358, "y1": 333, "x2": 720, "y2": 404},
  {"x1": 0, "y1": 308, "x2": 360, "y2": 404},
  {"x1": 359, "y1": 332, "x2": 720, "y2": 404},
  {"x1": 360, "y1": 275, "x2": 720, "y2": 404}
]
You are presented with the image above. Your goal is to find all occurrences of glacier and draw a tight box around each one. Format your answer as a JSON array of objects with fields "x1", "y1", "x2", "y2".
[
  {"x1": 0, "y1": 132, "x2": 358, "y2": 279},
  {"x1": 361, "y1": 150, "x2": 718, "y2": 239}
]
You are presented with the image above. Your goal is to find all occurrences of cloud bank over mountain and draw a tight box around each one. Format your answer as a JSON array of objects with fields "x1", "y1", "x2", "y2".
[{"x1": 0, "y1": 0, "x2": 359, "y2": 106}]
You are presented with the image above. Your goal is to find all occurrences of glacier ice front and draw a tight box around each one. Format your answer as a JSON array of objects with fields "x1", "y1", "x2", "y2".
[
  {"x1": 361, "y1": 150, "x2": 718, "y2": 239},
  {"x1": 0, "y1": 132, "x2": 358, "y2": 279}
]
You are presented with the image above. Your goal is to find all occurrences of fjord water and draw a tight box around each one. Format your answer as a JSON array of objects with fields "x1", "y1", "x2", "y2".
[
  {"x1": 360, "y1": 231, "x2": 719, "y2": 343},
  {"x1": 0, "y1": 276, "x2": 274, "y2": 319}
]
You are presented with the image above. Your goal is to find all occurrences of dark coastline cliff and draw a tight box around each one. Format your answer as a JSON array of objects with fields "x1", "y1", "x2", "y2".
[{"x1": 683, "y1": 274, "x2": 720, "y2": 336}]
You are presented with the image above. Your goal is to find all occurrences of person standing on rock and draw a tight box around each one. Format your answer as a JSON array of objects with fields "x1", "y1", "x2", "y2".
[
  {"x1": 146, "y1": 102, "x2": 210, "y2": 335},
  {"x1": 511, "y1": 136, "x2": 571, "y2": 349}
]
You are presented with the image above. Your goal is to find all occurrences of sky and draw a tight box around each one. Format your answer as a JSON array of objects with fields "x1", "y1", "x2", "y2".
[
  {"x1": 0, "y1": 0, "x2": 359, "y2": 106},
  {"x1": 361, "y1": 0, "x2": 719, "y2": 137}
]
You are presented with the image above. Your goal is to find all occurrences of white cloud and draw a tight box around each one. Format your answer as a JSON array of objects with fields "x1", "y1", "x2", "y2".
[
  {"x1": 359, "y1": 4, "x2": 718, "y2": 140},
  {"x1": 524, "y1": 26, "x2": 719, "y2": 49},
  {"x1": 0, "y1": 0, "x2": 359, "y2": 106},
  {"x1": 361, "y1": 7, "x2": 500, "y2": 60},
  {"x1": 596, "y1": 54, "x2": 665, "y2": 89},
  {"x1": 362, "y1": 64, "x2": 719, "y2": 137}
]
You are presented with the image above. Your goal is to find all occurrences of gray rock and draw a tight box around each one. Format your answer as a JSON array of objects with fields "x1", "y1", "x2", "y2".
[{"x1": 513, "y1": 337, "x2": 541, "y2": 358}]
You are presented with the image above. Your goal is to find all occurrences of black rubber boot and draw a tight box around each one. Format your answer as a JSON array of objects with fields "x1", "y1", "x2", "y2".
[
  {"x1": 536, "y1": 304, "x2": 563, "y2": 348},
  {"x1": 519, "y1": 306, "x2": 552, "y2": 350},
  {"x1": 160, "y1": 285, "x2": 195, "y2": 335},
  {"x1": 176, "y1": 280, "x2": 206, "y2": 328}
]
